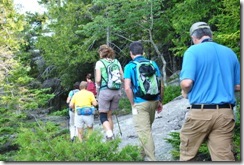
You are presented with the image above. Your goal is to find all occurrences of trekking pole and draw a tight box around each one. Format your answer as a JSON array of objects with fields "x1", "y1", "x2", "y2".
[{"x1": 115, "y1": 112, "x2": 122, "y2": 136}]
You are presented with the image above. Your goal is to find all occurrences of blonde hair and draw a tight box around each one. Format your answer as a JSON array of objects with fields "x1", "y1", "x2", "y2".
[{"x1": 98, "y1": 44, "x2": 115, "y2": 59}]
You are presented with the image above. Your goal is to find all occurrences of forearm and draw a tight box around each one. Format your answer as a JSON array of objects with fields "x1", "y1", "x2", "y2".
[
  {"x1": 125, "y1": 89, "x2": 134, "y2": 105},
  {"x1": 180, "y1": 79, "x2": 193, "y2": 98},
  {"x1": 69, "y1": 104, "x2": 74, "y2": 109},
  {"x1": 180, "y1": 79, "x2": 193, "y2": 93}
]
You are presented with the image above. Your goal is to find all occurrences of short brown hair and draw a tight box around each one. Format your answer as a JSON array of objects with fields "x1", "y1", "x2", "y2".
[
  {"x1": 98, "y1": 44, "x2": 115, "y2": 59},
  {"x1": 79, "y1": 81, "x2": 87, "y2": 90}
]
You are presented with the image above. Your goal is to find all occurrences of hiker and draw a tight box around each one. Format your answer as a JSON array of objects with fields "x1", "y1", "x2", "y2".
[
  {"x1": 95, "y1": 44, "x2": 123, "y2": 140},
  {"x1": 69, "y1": 81, "x2": 98, "y2": 142},
  {"x1": 86, "y1": 73, "x2": 97, "y2": 96},
  {"x1": 124, "y1": 41, "x2": 163, "y2": 161},
  {"x1": 179, "y1": 22, "x2": 240, "y2": 161},
  {"x1": 66, "y1": 81, "x2": 80, "y2": 142}
]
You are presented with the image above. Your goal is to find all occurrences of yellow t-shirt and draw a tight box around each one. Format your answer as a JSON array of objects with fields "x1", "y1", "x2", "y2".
[{"x1": 70, "y1": 89, "x2": 96, "y2": 111}]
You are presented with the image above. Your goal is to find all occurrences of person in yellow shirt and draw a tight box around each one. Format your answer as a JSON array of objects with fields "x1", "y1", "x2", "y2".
[{"x1": 69, "y1": 81, "x2": 98, "y2": 142}]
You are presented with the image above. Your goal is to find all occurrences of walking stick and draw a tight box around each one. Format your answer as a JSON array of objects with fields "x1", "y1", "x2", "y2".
[{"x1": 115, "y1": 112, "x2": 122, "y2": 136}]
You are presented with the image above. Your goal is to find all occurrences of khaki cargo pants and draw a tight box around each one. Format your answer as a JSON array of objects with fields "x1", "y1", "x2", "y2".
[
  {"x1": 133, "y1": 100, "x2": 158, "y2": 161},
  {"x1": 180, "y1": 107, "x2": 235, "y2": 161}
]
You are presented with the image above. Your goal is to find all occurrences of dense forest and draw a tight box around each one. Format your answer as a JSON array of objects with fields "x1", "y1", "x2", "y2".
[{"x1": 0, "y1": 0, "x2": 240, "y2": 161}]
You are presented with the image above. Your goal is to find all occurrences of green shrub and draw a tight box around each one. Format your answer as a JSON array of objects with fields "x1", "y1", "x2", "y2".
[
  {"x1": 163, "y1": 86, "x2": 181, "y2": 104},
  {"x1": 118, "y1": 98, "x2": 131, "y2": 115},
  {"x1": 51, "y1": 108, "x2": 68, "y2": 116},
  {"x1": 164, "y1": 132, "x2": 210, "y2": 161},
  {"x1": 13, "y1": 121, "x2": 143, "y2": 161}
]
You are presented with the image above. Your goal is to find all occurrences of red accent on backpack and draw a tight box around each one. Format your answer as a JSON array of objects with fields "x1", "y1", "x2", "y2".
[{"x1": 87, "y1": 81, "x2": 97, "y2": 95}]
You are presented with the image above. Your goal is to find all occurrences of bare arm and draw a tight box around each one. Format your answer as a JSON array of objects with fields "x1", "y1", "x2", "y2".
[
  {"x1": 69, "y1": 101, "x2": 74, "y2": 109},
  {"x1": 92, "y1": 98, "x2": 98, "y2": 107},
  {"x1": 180, "y1": 79, "x2": 193, "y2": 99},
  {"x1": 124, "y1": 78, "x2": 134, "y2": 105},
  {"x1": 66, "y1": 96, "x2": 71, "y2": 104},
  {"x1": 120, "y1": 68, "x2": 124, "y2": 83},
  {"x1": 95, "y1": 68, "x2": 101, "y2": 86}
]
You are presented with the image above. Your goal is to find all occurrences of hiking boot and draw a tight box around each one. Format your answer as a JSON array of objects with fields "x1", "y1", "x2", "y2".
[{"x1": 106, "y1": 136, "x2": 114, "y2": 141}]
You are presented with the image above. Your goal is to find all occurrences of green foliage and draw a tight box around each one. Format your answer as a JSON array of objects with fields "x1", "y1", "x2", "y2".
[
  {"x1": 163, "y1": 86, "x2": 181, "y2": 104},
  {"x1": 167, "y1": 0, "x2": 240, "y2": 59},
  {"x1": 13, "y1": 121, "x2": 142, "y2": 161},
  {"x1": 165, "y1": 132, "x2": 210, "y2": 160},
  {"x1": 118, "y1": 98, "x2": 131, "y2": 115},
  {"x1": 51, "y1": 108, "x2": 68, "y2": 116}
]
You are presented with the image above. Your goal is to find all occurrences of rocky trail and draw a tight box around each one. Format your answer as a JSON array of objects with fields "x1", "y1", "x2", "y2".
[{"x1": 41, "y1": 96, "x2": 190, "y2": 161}]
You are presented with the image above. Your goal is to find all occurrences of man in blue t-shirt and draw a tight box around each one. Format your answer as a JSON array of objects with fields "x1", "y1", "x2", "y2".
[
  {"x1": 124, "y1": 41, "x2": 163, "y2": 161},
  {"x1": 180, "y1": 22, "x2": 240, "y2": 161}
]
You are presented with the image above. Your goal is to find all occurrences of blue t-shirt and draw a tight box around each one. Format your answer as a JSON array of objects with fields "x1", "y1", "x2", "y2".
[
  {"x1": 124, "y1": 55, "x2": 161, "y2": 103},
  {"x1": 68, "y1": 89, "x2": 79, "y2": 98},
  {"x1": 180, "y1": 41, "x2": 240, "y2": 105}
]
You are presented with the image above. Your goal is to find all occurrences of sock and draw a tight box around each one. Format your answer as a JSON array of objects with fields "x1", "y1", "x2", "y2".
[{"x1": 106, "y1": 130, "x2": 113, "y2": 138}]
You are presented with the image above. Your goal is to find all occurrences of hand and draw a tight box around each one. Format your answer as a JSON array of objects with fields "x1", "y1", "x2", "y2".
[
  {"x1": 181, "y1": 90, "x2": 188, "y2": 99},
  {"x1": 132, "y1": 104, "x2": 138, "y2": 115},
  {"x1": 156, "y1": 102, "x2": 163, "y2": 114}
]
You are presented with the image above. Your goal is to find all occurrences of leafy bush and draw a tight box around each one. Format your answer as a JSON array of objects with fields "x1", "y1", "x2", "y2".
[
  {"x1": 163, "y1": 86, "x2": 181, "y2": 104},
  {"x1": 51, "y1": 108, "x2": 68, "y2": 116},
  {"x1": 13, "y1": 121, "x2": 143, "y2": 161},
  {"x1": 165, "y1": 132, "x2": 210, "y2": 161},
  {"x1": 118, "y1": 98, "x2": 131, "y2": 115}
]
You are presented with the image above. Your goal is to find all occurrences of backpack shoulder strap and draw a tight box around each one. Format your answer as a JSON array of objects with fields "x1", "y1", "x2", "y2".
[
  {"x1": 99, "y1": 59, "x2": 106, "y2": 67},
  {"x1": 99, "y1": 59, "x2": 109, "y2": 88}
]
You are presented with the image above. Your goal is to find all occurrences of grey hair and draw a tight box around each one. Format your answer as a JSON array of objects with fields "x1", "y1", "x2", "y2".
[{"x1": 191, "y1": 28, "x2": 213, "y2": 39}]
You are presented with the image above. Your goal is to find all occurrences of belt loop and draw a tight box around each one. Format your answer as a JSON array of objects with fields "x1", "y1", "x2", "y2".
[
  {"x1": 201, "y1": 104, "x2": 204, "y2": 110},
  {"x1": 229, "y1": 104, "x2": 232, "y2": 109},
  {"x1": 217, "y1": 104, "x2": 219, "y2": 110}
]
